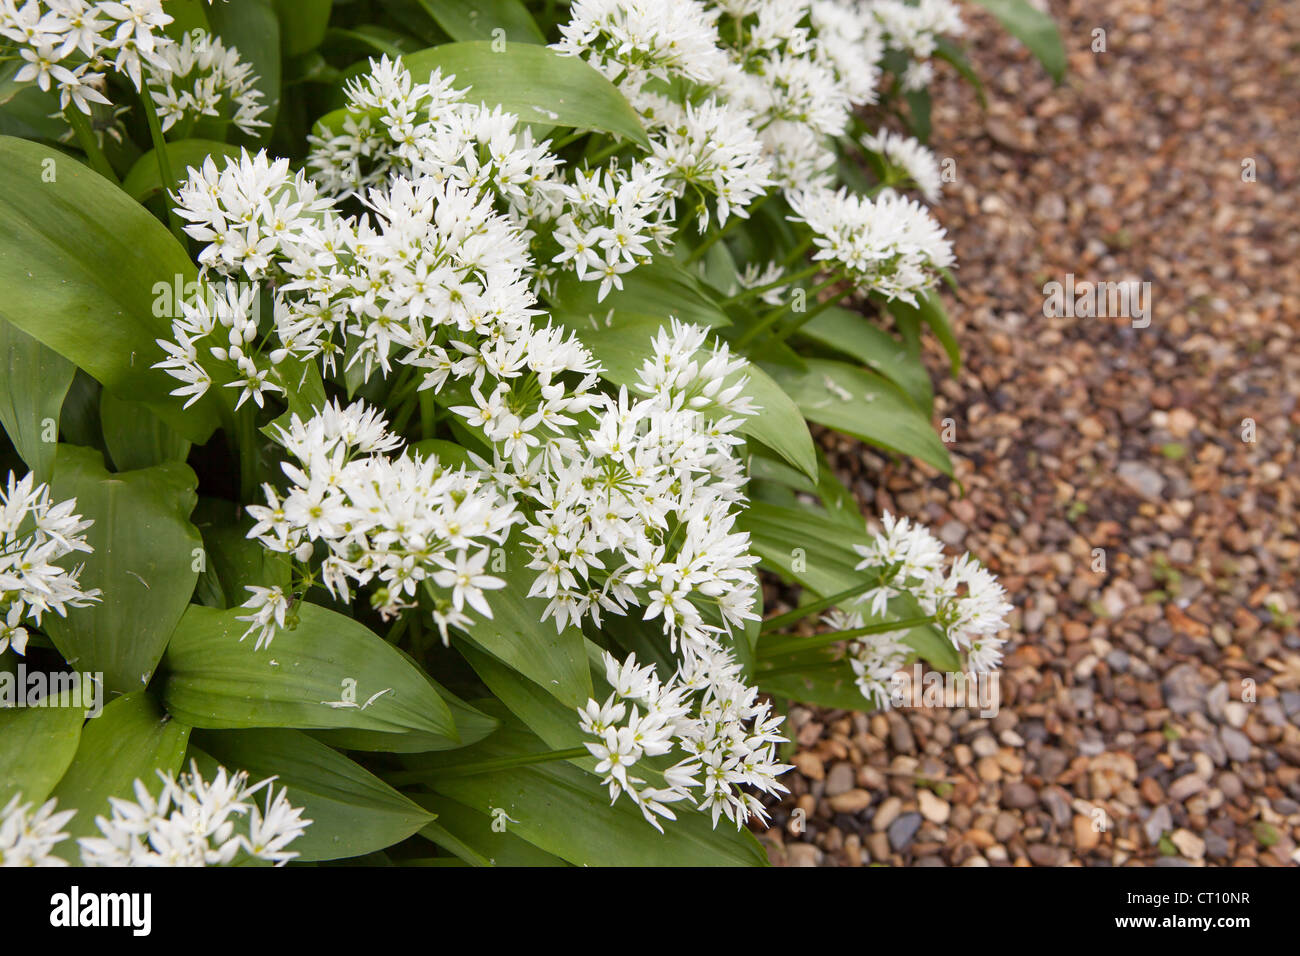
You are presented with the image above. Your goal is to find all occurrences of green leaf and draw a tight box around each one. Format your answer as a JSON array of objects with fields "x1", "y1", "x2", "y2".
[
  {"x1": 412, "y1": 707, "x2": 768, "y2": 866},
  {"x1": 121, "y1": 138, "x2": 244, "y2": 201},
  {"x1": 888, "y1": 290, "x2": 960, "y2": 377},
  {"x1": 0, "y1": 136, "x2": 220, "y2": 443},
  {"x1": 100, "y1": 389, "x2": 191, "y2": 472},
  {"x1": 797, "y1": 306, "x2": 933, "y2": 412},
  {"x1": 325, "y1": 41, "x2": 648, "y2": 147},
  {"x1": 764, "y1": 357, "x2": 952, "y2": 476},
  {"x1": 0, "y1": 318, "x2": 75, "y2": 482},
  {"x1": 272, "y1": 0, "x2": 332, "y2": 57},
  {"x1": 971, "y1": 0, "x2": 1067, "y2": 83},
  {"x1": 0, "y1": 695, "x2": 85, "y2": 804},
  {"x1": 415, "y1": 794, "x2": 568, "y2": 866},
  {"x1": 46, "y1": 445, "x2": 202, "y2": 694},
  {"x1": 311, "y1": 647, "x2": 499, "y2": 754},
  {"x1": 50, "y1": 692, "x2": 190, "y2": 843},
  {"x1": 740, "y1": 500, "x2": 865, "y2": 596},
  {"x1": 549, "y1": 259, "x2": 731, "y2": 330},
  {"x1": 418, "y1": 0, "x2": 544, "y2": 44},
  {"x1": 758, "y1": 648, "x2": 866, "y2": 711},
  {"x1": 457, "y1": 640, "x2": 586, "y2": 751},
  {"x1": 456, "y1": 545, "x2": 592, "y2": 709},
  {"x1": 161, "y1": 603, "x2": 459, "y2": 745},
  {"x1": 905, "y1": 87, "x2": 931, "y2": 141},
  {"x1": 195, "y1": 728, "x2": 435, "y2": 862}
]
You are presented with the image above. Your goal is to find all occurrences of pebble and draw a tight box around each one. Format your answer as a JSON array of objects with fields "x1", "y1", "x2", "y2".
[
  {"x1": 918, "y1": 790, "x2": 951, "y2": 825},
  {"x1": 887, "y1": 813, "x2": 923, "y2": 852}
]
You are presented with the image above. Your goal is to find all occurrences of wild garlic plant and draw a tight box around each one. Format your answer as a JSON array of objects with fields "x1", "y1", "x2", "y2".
[
  {"x1": 0, "y1": 0, "x2": 1060, "y2": 862},
  {"x1": 1, "y1": 764, "x2": 310, "y2": 866}
]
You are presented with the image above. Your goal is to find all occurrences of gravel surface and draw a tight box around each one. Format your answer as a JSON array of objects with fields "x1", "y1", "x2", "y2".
[{"x1": 756, "y1": 0, "x2": 1300, "y2": 867}]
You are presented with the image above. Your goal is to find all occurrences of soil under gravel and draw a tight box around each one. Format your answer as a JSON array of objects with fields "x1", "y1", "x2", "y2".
[{"x1": 755, "y1": 0, "x2": 1300, "y2": 867}]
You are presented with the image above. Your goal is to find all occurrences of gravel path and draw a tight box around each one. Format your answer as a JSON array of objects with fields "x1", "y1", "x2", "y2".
[{"x1": 758, "y1": 0, "x2": 1300, "y2": 867}]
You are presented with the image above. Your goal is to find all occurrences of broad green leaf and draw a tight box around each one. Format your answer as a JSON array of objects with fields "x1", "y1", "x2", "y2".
[
  {"x1": 272, "y1": 0, "x2": 332, "y2": 57},
  {"x1": 324, "y1": 41, "x2": 648, "y2": 147},
  {"x1": 415, "y1": 795, "x2": 568, "y2": 866},
  {"x1": 50, "y1": 692, "x2": 190, "y2": 843},
  {"x1": 798, "y1": 305, "x2": 933, "y2": 411},
  {"x1": 46, "y1": 445, "x2": 202, "y2": 694},
  {"x1": 758, "y1": 647, "x2": 867, "y2": 711},
  {"x1": 549, "y1": 259, "x2": 731, "y2": 331},
  {"x1": 312, "y1": 646, "x2": 499, "y2": 753},
  {"x1": 457, "y1": 640, "x2": 586, "y2": 751},
  {"x1": 0, "y1": 136, "x2": 220, "y2": 443},
  {"x1": 418, "y1": 0, "x2": 544, "y2": 44},
  {"x1": 0, "y1": 318, "x2": 75, "y2": 482},
  {"x1": 555, "y1": 311, "x2": 819, "y2": 481},
  {"x1": 971, "y1": 0, "x2": 1067, "y2": 83},
  {"x1": 764, "y1": 357, "x2": 952, "y2": 476},
  {"x1": 0, "y1": 695, "x2": 85, "y2": 804},
  {"x1": 100, "y1": 389, "x2": 191, "y2": 472},
  {"x1": 195, "y1": 728, "x2": 434, "y2": 862},
  {"x1": 887, "y1": 290, "x2": 960, "y2": 377},
  {"x1": 456, "y1": 544, "x2": 592, "y2": 709},
  {"x1": 740, "y1": 499, "x2": 864, "y2": 596},
  {"x1": 121, "y1": 138, "x2": 244, "y2": 201},
  {"x1": 161, "y1": 603, "x2": 458, "y2": 745},
  {"x1": 412, "y1": 706, "x2": 768, "y2": 866}
]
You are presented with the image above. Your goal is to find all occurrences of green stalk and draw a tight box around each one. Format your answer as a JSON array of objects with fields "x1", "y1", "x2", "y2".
[
  {"x1": 735, "y1": 272, "x2": 841, "y2": 347},
  {"x1": 386, "y1": 747, "x2": 589, "y2": 785},
  {"x1": 138, "y1": 88, "x2": 186, "y2": 244},
  {"x1": 64, "y1": 107, "x2": 118, "y2": 184},
  {"x1": 771, "y1": 284, "x2": 856, "y2": 343},
  {"x1": 722, "y1": 262, "x2": 821, "y2": 306},
  {"x1": 759, "y1": 579, "x2": 880, "y2": 634},
  {"x1": 685, "y1": 194, "x2": 768, "y2": 265},
  {"x1": 758, "y1": 615, "x2": 935, "y2": 659}
]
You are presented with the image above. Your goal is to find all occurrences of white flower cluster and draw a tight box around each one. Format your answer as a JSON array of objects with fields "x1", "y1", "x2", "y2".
[
  {"x1": 787, "y1": 186, "x2": 955, "y2": 304},
  {"x1": 160, "y1": 145, "x2": 587, "y2": 408},
  {"x1": 840, "y1": 511, "x2": 1012, "y2": 705},
  {"x1": 78, "y1": 763, "x2": 310, "y2": 866},
  {"x1": 861, "y1": 129, "x2": 944, "y2": 203},
  {"x1": 519, "y1": 319, "x2": 761, "y2": 653},
  {"x1": 0, "y1": 794, "x2": 75, "y2": 866},
  {"x1": 2, "y1": 764, "x2": 310, "y2": 867},
  {"x1": 578, "y1": 649, "x2": 791, "y2": 830},
  {"x1": 308, "y1": 57, "x2": 676, "y2": 300},
  {"x1": 0, "y1": 1, "x2": 267, "y2": 132},
  {"x1": 551, "y1": 159, "x2": 676, "y2": 300},
  {"x1": 0, "y1": 471, "x2": 100, "y2": 657},
  {"x1": 148, "y1": 29, "x2": 268, "y2": 137},
  {"x1": 242, "y1": 400, "x2": 519, "y2": 647},
  {"x1": 555, "y1": 1, "x2": 774, "y2": 230}
]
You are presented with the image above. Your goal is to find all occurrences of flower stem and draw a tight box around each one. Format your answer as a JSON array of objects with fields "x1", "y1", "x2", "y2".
[
  {"x1": 771, "y1": 284, "x2": 855, "y2": 343},
  {"x1": 759, "y1": 579, "x2": 880, "y2": 634},
  {"x1": 758, "y1": 615, "x2": 935, "y2": 659},
  {"x1": 137, "y1": 89, "x2": 187, "y2": 244},
  {"x1": 386, "y1": 747, "x2": 589, "y2": 785},
  {"x1": 723, "y1": 262, "x2": 821, "y2": 307},
  {"x1": 735, "y1": 272, "x2": 840, "y2": 347},
  {"x1": 64, "y1": 107, "x2": 118, "y2": 184}
]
